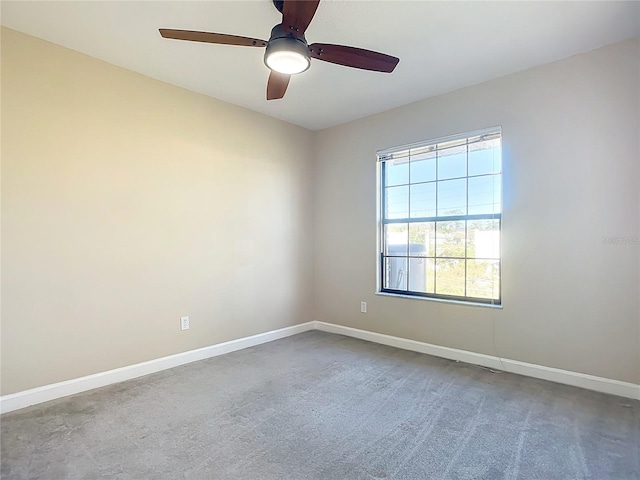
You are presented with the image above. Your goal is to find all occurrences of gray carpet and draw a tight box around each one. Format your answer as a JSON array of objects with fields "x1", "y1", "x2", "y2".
[{"x1": 1, "y1": 331, "x2": 638, "y2": 480}]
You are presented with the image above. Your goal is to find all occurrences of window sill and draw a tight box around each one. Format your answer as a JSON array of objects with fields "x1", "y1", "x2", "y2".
[{"x1": 375, "y1": 291, "x2": 503, "y2": 309}]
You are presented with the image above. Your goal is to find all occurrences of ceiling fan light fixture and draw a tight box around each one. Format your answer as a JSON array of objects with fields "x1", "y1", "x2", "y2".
[
  {"x1": 265, "y1": 49, "x2": 310, "y2": 74},
  {"x1": 264, "y1": 25, "x2": 310, "y2": 75}
]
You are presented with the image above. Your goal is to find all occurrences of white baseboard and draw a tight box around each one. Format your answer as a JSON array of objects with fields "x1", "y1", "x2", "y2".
[
  {"x1": 0, "y1": 322, "x2": 315, "y2": 414},
  {"x1": 313, "y1": 321, "x2": 640, "y2": 401},
  {"x1": 3, "y1": 320, "x2": 638, "y2": 414}
]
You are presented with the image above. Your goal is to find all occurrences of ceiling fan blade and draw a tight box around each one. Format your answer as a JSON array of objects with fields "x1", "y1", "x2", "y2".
[
  {"x1": 282, "y1": 0, "x2": 320, "y2": 38},
  {"x1": 267, "y1": 71, "x2": 291, "y2": 100},
  {"x1": 159, "y1": 29, "x2": 267, "y2": 47},
  {"x1": 309, "y1": 43, "x2": 399, "y2": 73}
]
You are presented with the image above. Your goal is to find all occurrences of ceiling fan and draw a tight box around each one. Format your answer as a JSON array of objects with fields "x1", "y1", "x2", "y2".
[{"x1": 159, "y1": 0, "x2": 400, "y2": 100}]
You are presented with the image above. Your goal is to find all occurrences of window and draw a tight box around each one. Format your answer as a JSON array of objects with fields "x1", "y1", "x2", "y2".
[{"x1": 377, "y1": 128, "x2": 502, "y2": 305}]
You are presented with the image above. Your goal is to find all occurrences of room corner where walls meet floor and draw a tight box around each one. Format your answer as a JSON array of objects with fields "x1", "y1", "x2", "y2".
[{"x1": 2, "y1": 321, "x2": 638, "y2": 415}]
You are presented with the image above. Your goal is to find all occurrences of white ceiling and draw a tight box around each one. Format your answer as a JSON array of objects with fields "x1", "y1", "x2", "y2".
[{"x1": 2, "y1": 1, "x2": 639, "y2": 130}]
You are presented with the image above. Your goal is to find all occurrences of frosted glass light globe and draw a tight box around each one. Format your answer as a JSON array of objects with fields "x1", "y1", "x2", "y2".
[{"x1": 265, "y1": 49, "x2": 310, "y2": 75}]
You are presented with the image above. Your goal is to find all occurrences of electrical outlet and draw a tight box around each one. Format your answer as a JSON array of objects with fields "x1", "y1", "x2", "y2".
[
  {"x1": 360, "y1": 302, "x2": 367, "y2": 313},
  {"x1": 180, "y1": 316, "x2": 190, "y2": 331}
]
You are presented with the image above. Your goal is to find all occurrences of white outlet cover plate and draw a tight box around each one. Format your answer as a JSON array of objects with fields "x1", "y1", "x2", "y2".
[{"x1": 180, "y1": 316, "x2": 190, "y2": 330}]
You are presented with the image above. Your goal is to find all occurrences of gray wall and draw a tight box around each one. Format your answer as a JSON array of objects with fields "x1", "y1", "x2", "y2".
[{"x1": 313, "y1": 38, "x2": 640, "y2": 384}]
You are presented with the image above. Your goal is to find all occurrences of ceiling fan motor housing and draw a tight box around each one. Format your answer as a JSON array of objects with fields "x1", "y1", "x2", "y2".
[
  {"x1": 264, "y1": 24, "x2": 310, "y2": 74},
  {"x1": 272, "y1": 0, "x2": 284, "y2": 13}
]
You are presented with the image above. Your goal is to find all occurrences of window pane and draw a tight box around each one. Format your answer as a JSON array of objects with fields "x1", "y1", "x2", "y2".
[
  {"x1": 385, "y1": 185, "x2": 409, "y2": 219},
  {"x1": 468, "y1": 175, "x2": 501, "y2": 215},
  {"x1": 437, "y1": 145, "x2": 466, "y2": 180},
  {"x1": 436, "y1": 221, "x2": 465, "y2": 258},
  {"x1": 410, "y1": 151, "x2": 436, "y2": 183},
  {"x1": 467, "y1": 220, "x2": 500, "y2": 259},
  {"x1": 437, "y1": 178, "x2": 467, "y2": 216},
  {"x1": 410, "y1": 182, "x2": 436, "y2": 218},
  {"x1": 466, "y1": 260, "x2": 500, "y2": 299},
  {"x1": 435, "y1": 258, "x2": 465, "y2": 296},
  {"x1": 384, "y1": 223, "x2": 408, "y2": 256},
  {"x1": 409, "y1": 222, "x2": 435, "y2": 257},
  {"x1": 385, "y1": 158, "x2": 409, "y2": 186},
  {"x1": 409, "y1": 257, "x2": 435, "y2": 294},
  {"x1": 468, "y1": 139, "x2": 501, "y2": 176},
  {"x1": 385, "y1": 256, "x2": 408, "y2": 290}
]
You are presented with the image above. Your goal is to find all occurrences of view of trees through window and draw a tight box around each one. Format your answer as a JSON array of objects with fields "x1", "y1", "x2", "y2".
[{"x1": 379, "y1": 129, "x2": 502, "y2": 304}]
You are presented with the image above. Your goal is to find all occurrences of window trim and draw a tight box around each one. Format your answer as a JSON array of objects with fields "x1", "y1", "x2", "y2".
[{"x1": 376, "y1": 127, "x2": 503, "y2": 306}]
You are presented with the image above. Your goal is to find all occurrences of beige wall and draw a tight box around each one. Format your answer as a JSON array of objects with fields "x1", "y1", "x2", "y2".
[
  {"x1": 314, "y1": 38, "x2": 640, "y2": 384},
  {"x1": 1, "y1": 28, "x2": 315, "y2": 395}
]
